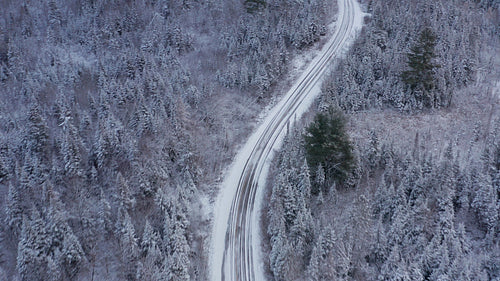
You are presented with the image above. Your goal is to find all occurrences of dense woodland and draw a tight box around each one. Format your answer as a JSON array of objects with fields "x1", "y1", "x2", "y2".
[
  {"x1": 0, "y1": 0, "x2": 335, "y2": 280},
  {"x1": 266, "y1": 0, "x2": 499, "y2": 280},
  {"x1": 1, "y1": 0, "x2": 499, "y2": 280},
  {"x1": 322, "y1": 0, "x2": 497, "y2": 111}
]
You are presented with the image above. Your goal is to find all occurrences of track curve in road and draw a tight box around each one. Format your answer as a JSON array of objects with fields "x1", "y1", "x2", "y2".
[{"x1": 210, "y1": 0, "x2": 364, "y2": 280}]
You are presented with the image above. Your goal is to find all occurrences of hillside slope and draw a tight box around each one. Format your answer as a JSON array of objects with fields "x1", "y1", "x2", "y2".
[
  {"x1": 0, "y1": 0, "x2": 337, "y2": 280},
  {"x1": 264, "y1": 0, "x2": 500, "y2": 280}
]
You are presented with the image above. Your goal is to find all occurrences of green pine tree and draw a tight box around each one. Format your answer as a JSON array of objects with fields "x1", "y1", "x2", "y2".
[
  {"x1": 401, "y1": 27, "x2": 440, "y2": 107},
  {"x1": 304, "y1": 108, "x2": 354, "y2": 193}
]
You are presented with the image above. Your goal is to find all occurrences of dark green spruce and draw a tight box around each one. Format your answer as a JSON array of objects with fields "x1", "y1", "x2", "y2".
[
  {"x1": 401, "y1": 27, "x2": 440, "y2": 107},
  {"x1": 304, "y1": 108, "x2": 354, "y2": 193}
]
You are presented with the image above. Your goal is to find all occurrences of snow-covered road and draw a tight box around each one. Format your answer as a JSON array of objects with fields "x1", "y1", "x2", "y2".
[{"x1": 210, "y1": 0, "x2": 364, "y2": 280}]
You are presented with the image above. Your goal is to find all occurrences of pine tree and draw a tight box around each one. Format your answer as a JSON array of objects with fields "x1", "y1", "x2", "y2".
[
  {"x1": 25, "y1": 104, "x2": 49, "y2": 155},
  {"x1": 118, "y1": 211, "x2": 139, "y2": 281},
  {"x1": 136, "y1": 240, "x2": 165, "y2": 281},
  {"x1": 283, "y1": 177, "x2": 298, "y2": 229},
  {"x1": 17, "y1": 210, "x2": 50, "y2": 281},
  {"x1": 47, "y1": 0, "x2": 62, "y2": 43},
  {"x1": 95, "y1": 113, "x2": 122, "y2": 169},
  {"x1": 268, "y1": 180, "x2": 286, "y2": 239},
  {"x1": 315, "y1": 164, "x2": 325, "y2": 189},
  {"x1": 164, "y1": 199, "x2": 191, "y2": 281},
  {"x1": 298, "y1": 160, "x2": 312, "y2": 197},
  {"x1": 141, "y1": 220, "x2": 161, "y2": 257},
  {"x1": 401, "y1": 27, "x2": 440, "y2": 107},
  {"x1": 46, "y1": 191, "x2": 70, "y2": 252},
  {"x1": 60, "y1": 122, "x2": 83, "y2": 178},
  {"x1": 98, "y1": 188, "x2": 112, "y2": 234},
  {"x1": 304, "y1": 108, "x2": 354, "y2": 191},
  {"x1": 367, "y1": 218, "x2": 389, "y2": 270},
  {"x1": 471, "y1": 172, "x2": 498, "y2": 235},
  {"x1": 269, "y1": 229, "x2": 291, "y2": 281},
  {"x1": 0, "y1": 156, "x2": 8, "y2": 181},
  {"x1": 6, "y1": 183, "x2": 23, "y2": 231},
  {"x1": 379, "y1": 244, "x2": 411, "y2": 281},
  {"x1": 61, "y1": 231, "x2": 85, "y2": 279},
  {"x1": 367, "y1": 130, "x2": 380, "y2": 171},
  {"x1": 46, "y1": 249, "x2": 63, "y2": 281},
  {"x1": 117, "y1": 172, "x2": 136, "y2": 210},
  {"x1": 307, "y1": 244, "x2": 321, "y2": 281},
  {"x1": 169, "y1": 226, "x2": 191, "y2": 281}
]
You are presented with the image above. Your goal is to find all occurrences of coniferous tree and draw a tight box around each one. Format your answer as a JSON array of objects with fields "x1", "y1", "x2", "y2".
[
  {"x1": 401, "y1": 27, "x2": 441, "y2": 107},
  {"x1": 269, "y1": 228, "x2": 291, "y2": 281},
  {"x1": 17, "y1": 210, "x2": 50, "y2": 281},
  {"x1": 60, "y1": 121, "x2": 83, "y2": 178},
  {"x1": 307, "y1": 244, "x2": 321, "y2": 281},
  {"x1": 5, "y1": 183, "x2": 23, "y2": 231},
  {"x1": 304, "y1": 108, "x2": 354, "y2": 192},
  {"x1": 471, "y1": 172, "x2": 498, "y2": 235},
  {"x1": 118, "y1": 211, "x2": 139, "y2": 281},
  {"x1": 117, "y1": 172, "x2": 136, "y2": 211},
  {"x1": 0, "y1": 156, "x2": 8, "y2": 181},
  {"x1": 47, "y1": 0, "x2": 62, "y2": 43},
  {"x1": 140, "y1": 220, "x2": 159, "y2": 257},
  {"x1": 161, "y1": 197, "x2": 191, "y2": 281},
  {"x1": 136, "y1": 240, "x2": 165, "y2": 281},
  {"x1": 46, "y1": 249, "x2": 62, "y2": 281},
  {"x1": 61, "y1": 231, "x2": 85, "y2": 279},
  {"x1": 98, "y1": 189, "x2": 112, "y2": 234},
  {"x1": 25, "y1": 104, "x2": 49, "y2": 155}
]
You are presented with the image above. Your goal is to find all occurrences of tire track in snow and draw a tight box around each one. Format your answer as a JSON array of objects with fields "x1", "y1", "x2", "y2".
[{"x1": 210, "y1": 0, "x2": 364, "y2": 280}]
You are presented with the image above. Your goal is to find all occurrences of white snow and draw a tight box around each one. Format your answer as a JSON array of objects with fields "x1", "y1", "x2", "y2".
[{"x1": 209, "y1": 1, "x2": 365, "y2": 280}]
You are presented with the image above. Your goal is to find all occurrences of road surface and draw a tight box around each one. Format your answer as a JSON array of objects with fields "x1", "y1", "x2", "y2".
[{"x1": 210, "y1": 0, "x2": 364, "y2": 280}]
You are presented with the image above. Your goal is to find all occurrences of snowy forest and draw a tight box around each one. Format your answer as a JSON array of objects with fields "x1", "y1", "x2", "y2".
[
  {"x1": 265, "y1": 0, "x2": 500, "y2": 280},
  {"x1": 0, "y1": 0, "x2": 499, "y2": 280},
  {"x1": 0, "y1": 0, "x2": 335, "y2": 280}
]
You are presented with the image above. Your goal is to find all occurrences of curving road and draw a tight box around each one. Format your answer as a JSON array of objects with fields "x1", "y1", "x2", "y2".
[{"x1": 210, "y1": 0, "x2": 364, "y2": 280}]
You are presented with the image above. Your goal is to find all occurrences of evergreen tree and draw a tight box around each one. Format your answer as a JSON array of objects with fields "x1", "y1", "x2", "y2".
[
  {"x1": 165, "y1": 199, "x2": 191, "y2": 281},
  {"x1": 117, "y1": 172, "x2": 136, "y2": 210},
  {"x1": 379, "y1": 244, "x2": 411, "y2": 281},
  {"x1": 25, "y1": 104, "x2": 49, "y2": 155},
  {"x1": 298, "y1": 160, "x2": 312, "y2": 197},
  {"x1": 307, "y1": 244, "x2": 321, "y2": 281},
  {"x1": 282, "y1": 175, "x2": 298, "y2": 229},
  {"x1": 136, "y1": 240, "x2": 165, "y2": 281},
  {"x1": 46, "y1": 249, "x2": 63, "y2": 281},
  {"x1": 169, "y1": 224, "x2": 191, "y2": 281},
  {"x1": 401, "y1": 27, "x2": 440, "y2": 107},
  {"x1": 471, "y1": 172, "x2": 498, "y2": 235},
  {"x1": 0, "y1": 156, "x2": 8, "y2": 181},
  {"x1": 141, "y1": 220, "x2": 158, "y2": 257},
  {"x1": 315, "y1": 164, "x2": 325, "y2": 188},
  {"x1": 304, "y1": 108, "x2": 354, "y2": 192},
  {"x1": 60, "y1": 121, "x2": 83, "y2": 178},
  {"x1": 6, "y1": 183, "x2": 23, "y2": 231},
  {"x1": 269, "y1": 229, "x2": 291, "y2": 281},
  {"x1": 46, "y1": 191, "x2": 70, "y2": 252},
  {"x1": 367, "y1": 218, "x2": 389, "y2": 270},
  {"x1": 47, "y1": 0, "x2": 62, "y2": 43},
  {"x1": 98, "y1": 188, "x2": 112, "y2": 234},
  {"x1": 61, "y1": 231, "x2": 85, "y2": 279},
  {"x1": 17, "y1": 210, "x2": 50, "y2": 281},
  {"x1": 118, "y1": 211, "x2": 139, "y2": 281}
]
